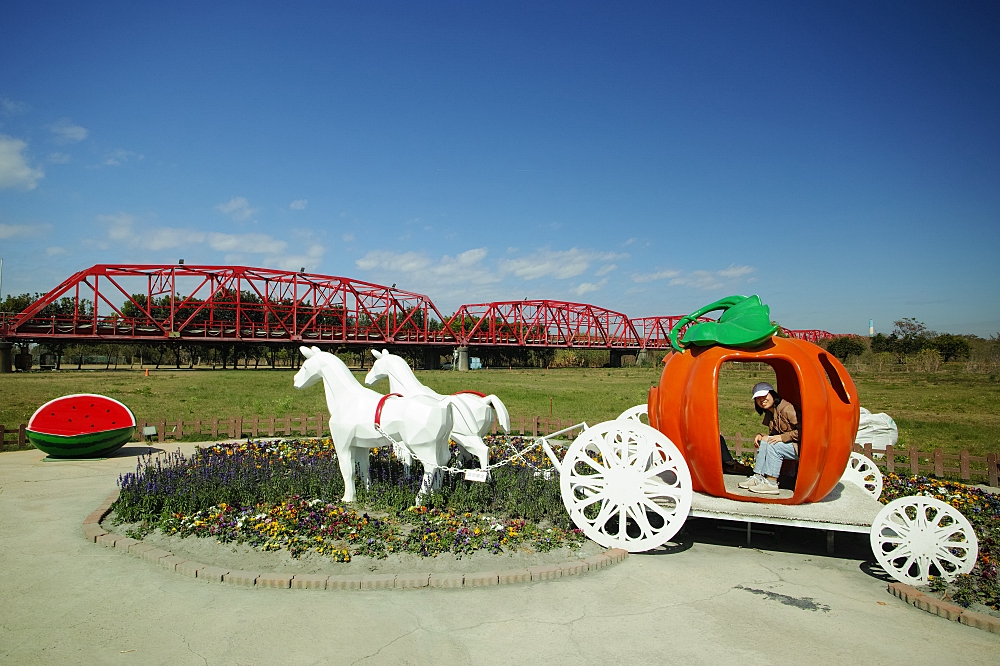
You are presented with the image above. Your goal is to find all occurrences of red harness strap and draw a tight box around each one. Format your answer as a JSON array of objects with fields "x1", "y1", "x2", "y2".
[
  {"x1": 451, "y1": 390, "x2": 486, "y2": 398},
  {"x1": 375, "y1": 393, "x2": 402, "y2": 426}
]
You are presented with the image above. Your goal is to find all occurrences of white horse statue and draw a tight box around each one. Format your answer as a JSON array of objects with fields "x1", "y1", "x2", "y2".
[
  {"x1": 364, "y1": 349, "x2": 511, "y2": 470},
  {"x1": 293, "y1": 346, "x2": 475, "y2": 503}
]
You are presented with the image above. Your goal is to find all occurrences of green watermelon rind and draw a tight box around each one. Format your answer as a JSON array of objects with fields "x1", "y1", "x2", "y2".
[{"x1": 27, "y1": 425, "x2": 135, "y2": 458}]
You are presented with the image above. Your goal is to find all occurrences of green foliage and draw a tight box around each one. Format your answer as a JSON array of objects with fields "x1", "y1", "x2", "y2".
[
  {"x1": 926, "y1": 334, "x2": 972, "y2": 362},
  {"x1": 825, "y1": 335, "x2": 868, "y2": 360}
]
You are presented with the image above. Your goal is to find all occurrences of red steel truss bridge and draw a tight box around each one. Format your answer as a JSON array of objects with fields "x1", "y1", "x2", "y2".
[{"x1": 0, "y1": 264, "x2": 836, "y2": 350}]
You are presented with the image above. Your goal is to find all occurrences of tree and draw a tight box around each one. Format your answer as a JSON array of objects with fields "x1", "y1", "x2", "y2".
[
  {"x1": 926, "y1": 334, "x2": 971, "y2": 363},
  {"x1": 891, "y1": 318, "x2": 933, "y2": 355},
  {"x1": 826, "y1": 336, "x2": 867, "y2": 360}
]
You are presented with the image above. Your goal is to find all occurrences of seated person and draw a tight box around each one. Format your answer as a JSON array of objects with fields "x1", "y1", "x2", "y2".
[
  {"x1": 738, "y1": 382, "x2": 800, "y2": 495},
  {"x1": 720, "y1": 434, "x2": 752, "y2": 475}
]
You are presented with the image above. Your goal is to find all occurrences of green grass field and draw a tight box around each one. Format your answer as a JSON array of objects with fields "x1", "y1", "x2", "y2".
[{"x1": 2, "y1": 364, "x2": 997, "y2": 456}]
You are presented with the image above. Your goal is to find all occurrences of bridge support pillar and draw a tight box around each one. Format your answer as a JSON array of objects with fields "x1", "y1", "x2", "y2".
[
  {"x1": 609, "y1": 349, "x2": 623, "y2": 368},
  {"x1": 637, "y1": 349, "x2": 648, "y2": 366},
  {"x1": 423, "y1": 347, "x2": 441, "y2": 370},
  {"x1": 0, "y1": 342, "x2": 11, "y2": 373},
  {"x1": 455, "y1": 346, "x2": 469, "y2": 372}
]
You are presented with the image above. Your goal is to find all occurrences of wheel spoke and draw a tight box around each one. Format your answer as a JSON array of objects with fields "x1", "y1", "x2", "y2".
[{"x1": 573, "y1": 489, "x2": 609, "y2": 510}]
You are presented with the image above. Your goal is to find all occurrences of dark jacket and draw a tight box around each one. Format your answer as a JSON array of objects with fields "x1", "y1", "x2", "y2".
[{"x1": 762, "y1": 399, "x2": 800, "y2": 443}]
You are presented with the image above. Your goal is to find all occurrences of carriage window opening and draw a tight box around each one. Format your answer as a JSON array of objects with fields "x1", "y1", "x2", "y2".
[{"x1": 818, "y1": 353, "x2": 851, "y2": 405}]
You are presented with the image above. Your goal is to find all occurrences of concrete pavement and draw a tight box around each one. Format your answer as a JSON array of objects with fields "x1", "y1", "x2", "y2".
[{"x1": 1, "y1": 444, "x2": 997, "y2": 665}]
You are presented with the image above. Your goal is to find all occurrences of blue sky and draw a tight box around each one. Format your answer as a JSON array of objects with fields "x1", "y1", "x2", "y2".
[{"x1": 1, "y1": 1, "x2": 997, "y2": 335}]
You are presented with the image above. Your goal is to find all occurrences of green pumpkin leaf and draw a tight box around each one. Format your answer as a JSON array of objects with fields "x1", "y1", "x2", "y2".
[{"x1": 680, "y1": 295, "x2": 779, "y2": 349}]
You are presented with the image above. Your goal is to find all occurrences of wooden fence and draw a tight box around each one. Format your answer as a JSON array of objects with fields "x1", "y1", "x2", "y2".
[
  {"x1": 2, "y1": 417, "x2": 997, "y2": 487},
  {"x1": 0, "y1": 424, "x2": 27, "y2": 450}
]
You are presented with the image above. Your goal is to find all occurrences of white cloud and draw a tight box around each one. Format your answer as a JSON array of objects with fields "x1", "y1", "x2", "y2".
[
  {"x1": 595, "y1": 263, "x2": 617, "y2": 276},
  {"x1": 572, "y1": 279, "x2": 608, "y2": 296},
  {"x1": 631, "y1": 264, "x2": 756, "y2": 290},
  {"x1": 669, "y1": 270, "x2": 725, "y2": 290},
  {"x1": 2, "y1": 99, "x2": 31, "y2": 115},
  {"x1": 289, "y1": 199, "x2": 307, "y2": 210},
  {"x1": 0, "y1": 135, "x2": 44, "y2": 190},
  {"x1": 631, "y1": 268, "x2": 681, "y2": 283},
  {"x1": 356, "y1": 250, "x2": 433, "y2": 273},
  {"x1": 99, "y1": 213, "x2": 136, "y2": 241},
  {"x1": 101, "y1": 149, "x2": 143, "y2": 167},
  {"x1": 208, "y1": 232, "x2": 286, "y2": 254},
  {"x1": 46, "y1": 246, "x2": 66, "y2": 256},
  {"x1": 49, "y1": 118, "x2": 88, "y2": 143},
  {"x1": 93, "y1": 212, "x2": 324, "y2": 271},
  {"x1": 498, "y1": 248, "x2": 626, "y2": 281},
  {"x1": 49, "y1": 152, "x2": 71, "y2": 164},
  {"x1": 215, "y1": 197, "x2": 257, "y2": 221},
  {"x1": 355, "y1": 247, "x2": 500, "y2": 292},
  {"x1": 0, "y1": 223, "x2": 37, "y2": 239},
  {"x1": 718, "y1": 264, "x2": 754, "y2": 278},
  {"x1": 342, "y1": 233, "x2": 355, "y2": 242}
]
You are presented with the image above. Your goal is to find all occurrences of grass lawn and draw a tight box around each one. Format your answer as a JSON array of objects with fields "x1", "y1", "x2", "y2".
[{"x1": 2, "y1": 363, "x2": 997, "y2": 456}]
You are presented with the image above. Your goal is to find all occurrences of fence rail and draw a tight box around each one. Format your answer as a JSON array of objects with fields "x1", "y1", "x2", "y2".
[{"x1": 2, "y1": 417, "x2": 997, "y2": 486}]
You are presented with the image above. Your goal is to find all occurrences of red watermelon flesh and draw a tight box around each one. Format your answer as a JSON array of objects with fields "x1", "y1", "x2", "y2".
[{"x1": 29, "y1": 394, "x2": 136, "y2": 436}]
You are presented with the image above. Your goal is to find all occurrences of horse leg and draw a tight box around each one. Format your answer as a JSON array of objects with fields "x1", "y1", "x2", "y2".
[
  {"x1": 452, "y1": 433, "x2": 489, "y2": 470},
  {"x1": 357, "y1": 447, "x2": 372, "y2": 489},
  {"x1": 338, "y1": 446, "x2": 358, "y2": 502}
]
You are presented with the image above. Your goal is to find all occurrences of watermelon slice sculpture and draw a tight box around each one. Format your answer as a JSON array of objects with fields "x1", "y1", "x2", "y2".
[{"x1": 27, "y1": 394, "x2": 137, "y2": 458}]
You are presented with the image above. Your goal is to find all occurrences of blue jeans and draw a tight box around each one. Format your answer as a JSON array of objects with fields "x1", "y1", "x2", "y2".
[{"x1": 754, "y1": 440, "x2": 798, "y2": 478}]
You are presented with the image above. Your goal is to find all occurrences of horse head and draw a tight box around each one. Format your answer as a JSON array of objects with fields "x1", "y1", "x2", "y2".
[
  {"x1": 364, "y1": 348, "x2": 394, "y2": 386},
  {"x1": 293, "y1": 345, "x2": 323, "y2": 389}
]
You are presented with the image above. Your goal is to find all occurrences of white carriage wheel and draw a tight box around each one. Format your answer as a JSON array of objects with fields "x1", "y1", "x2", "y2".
[
  {"x1": 841, "y1": 452, "x2": 883, "y2": 499},
  {"x1": 560, "y1": 420, "x2": 692, "y2": 553},
  {"x1": 870, "y1": 496, "x2": 978, "y2": 585},
  {"x1": 617, "y1": 404, "x2": 648, "y2": 424}
]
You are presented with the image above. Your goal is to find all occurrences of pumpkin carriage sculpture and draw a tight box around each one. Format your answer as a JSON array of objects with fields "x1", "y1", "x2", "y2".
[{"x1": 298, "y1": 295, "x2": 978, "y2": 588}]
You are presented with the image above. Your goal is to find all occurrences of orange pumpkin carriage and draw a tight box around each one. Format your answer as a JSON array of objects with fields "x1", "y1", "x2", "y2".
[{"x1": 538, "y1": 296, "x2": 979, "y2": 586}]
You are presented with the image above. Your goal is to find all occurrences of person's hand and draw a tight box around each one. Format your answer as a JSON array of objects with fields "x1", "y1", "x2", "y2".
[
  {"x1": 764, "y1": 435, "x2": 781, "y2": 445},
  {"x1": 754, "y1": 434, "x2": 763, "y2": 449}
]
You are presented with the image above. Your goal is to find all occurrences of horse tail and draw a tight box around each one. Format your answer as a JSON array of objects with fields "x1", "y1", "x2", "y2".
[{"x1": 482, "y1": 395, "x2": 510, "y2": 432}]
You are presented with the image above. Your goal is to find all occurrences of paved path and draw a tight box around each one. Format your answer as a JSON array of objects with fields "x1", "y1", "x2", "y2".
[{"x1": 1, "y1": 445, "x2": 997, "y2": 665}]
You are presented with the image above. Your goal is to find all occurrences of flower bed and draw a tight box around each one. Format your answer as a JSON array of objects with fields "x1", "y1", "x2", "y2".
[
  {"x1": 112, "y1": 437, "x2": 585, "y2": 562},
  {"x1": 881, "y1": 473, "x2": 1000, "y2": 612}
]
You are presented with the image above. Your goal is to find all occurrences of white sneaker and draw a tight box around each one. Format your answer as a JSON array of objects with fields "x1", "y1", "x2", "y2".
[
  {"x1": 750, "y1": 479, "x2": 780, "y2": 495},
  {"x1": 738, "y1": 474, "x2": 763, "y2": 489}
]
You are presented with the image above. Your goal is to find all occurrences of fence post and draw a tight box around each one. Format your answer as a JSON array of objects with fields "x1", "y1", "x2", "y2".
[
  {"x1": 158, "y1": 420, "x2": 166, "y2": 444},
  {"x1": 863, "y1": 443, "x2": 873, "y2": 460},
  {"x1": 987, "y1": 453, "x2": 998, "y2": 488},
  {"x1": 909, "y1": 446, "x2": 920, "y2": 476},
  {"x1": 316, "y1": 412, "x2": 324, "y2": 437},
  {"x1": 0, "y1": 425, "x2": 5, "y2": 452},
  {"x1": 960, "y1": 450, "x2": 970, "y2": 481},
  {"x1": 211, "y1": 417, "x2": 219, "y2": 440},
  {"x1": 933, "y1": 448, "x2": 944, "y2": 478},
  {"x1": 194, "y1": 419, "x2": 201, "y2": 439},
  {"x1": 519, "y1": 415, "x2": 524, "y2": 436},
  {"x1": 534, "y1": 416, "x2": 540, "y2": 437},
  {"x1": 251, "y1": 416, "x2": 258, "y2": 438},
  {"x1": 18, "y1": 423, "x2": 26, "y2": 448},
  {"x1": 885, "y1": 444, "x2": 894, "y2": 474},
  {"x1": 284, "y1": 414, "x2": 291, "y2": 436},
  {"x1": 268, "y1": 415, "x2": 275, "y2": 437}
]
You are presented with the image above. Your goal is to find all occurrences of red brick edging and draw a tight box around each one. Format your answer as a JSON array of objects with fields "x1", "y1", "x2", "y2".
[
  {"x1": 887, "y1": 582, "x2": 1000, "y2": 634},
  {"x1": 83, "y1": 490, "x2": 628, "y2": 590}
]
